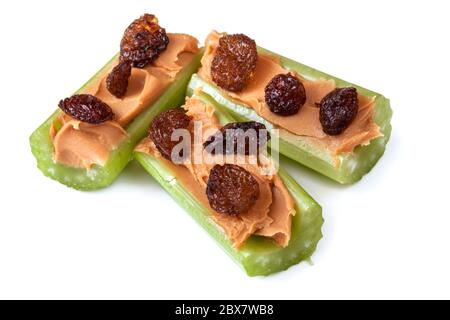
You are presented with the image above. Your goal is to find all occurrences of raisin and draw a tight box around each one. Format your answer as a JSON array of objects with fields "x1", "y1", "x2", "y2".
[
  {"x1": 319, "y1": 87, "x2": 358, "y2": 135},
  {"x1": 264, "y1": 73, "x2": 306, "y2": 116},
  {"x1": 211, "y1": 34, "x2": 258, "y2": 92},
  {"x1": 206, "y1": 164, "x2": 260, "y2": 215},
  {"x1": 204, "y1": 121, "x2": 270, "y2": 155},
  {"x1": 148, "y1": 109, "x2": 191, "y2": 161},
  {"x1": 120, "y1": 13, "x2": 169, "y2": 68},
  {"x1": 106, "y1": 60, "x2": 132, "y2": 98},
  {"x1": 58, "y1": 94, "x2": 114, "y2": 124}
]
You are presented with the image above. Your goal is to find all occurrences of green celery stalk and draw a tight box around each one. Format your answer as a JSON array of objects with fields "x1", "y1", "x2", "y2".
[
  {"x1": 133, "y1": 92, "x2": 323, "y2": 276},
  {"x1": 30, "y1": 50, "x2": 203, "y2": 190},
  {"x1": 187, "y1": 47, "x2": 393, "y2": 184}
]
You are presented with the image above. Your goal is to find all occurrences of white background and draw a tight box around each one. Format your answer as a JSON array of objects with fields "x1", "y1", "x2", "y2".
[{"x1": 0, "y1": 0, "x2": 449, "y2": 300}]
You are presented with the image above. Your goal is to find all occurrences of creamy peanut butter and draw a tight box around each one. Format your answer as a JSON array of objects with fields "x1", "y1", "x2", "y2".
[
  {"x1": 52, "y1": 33, "x2": 199, "y2": 169},
  {"x1": 51, "y1": 113, "x2": 128, "y2": 169},
  {"x1": 135, "y1": 98, "x2": 296, "y2": 248},
  {"x1": 198, "y1": 31, "x2": 381, "y2": 158}
]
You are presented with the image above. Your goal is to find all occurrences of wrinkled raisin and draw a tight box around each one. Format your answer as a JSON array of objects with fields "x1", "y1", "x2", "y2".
[
  {"x1": 319, "y1": 87, "x2": 358, "y2": 135},
  {"x1": 106, "y1": 60, "x2": 132, "y2": 98},
  {"x1": 120, "y1": 13, "x2": 169, "y2": 68},
  {"x1": 211, "y1": 34, "x2": 258, "y2": 92},
  {"x1": 206, "y1": 164, "x2": 260, "y2": 215},
  {"x1": 58, "y1": 94, "x2": 114, "y2": 124},
  {"x1": 148, "y1": 109, "x2": 191, "y2": 161},
  {"x1": 204, "y1": 121, "x2": 270, "y2": 155},
  {"x1": 264, "y1": 73, "x2": 306, "y2": 116}
]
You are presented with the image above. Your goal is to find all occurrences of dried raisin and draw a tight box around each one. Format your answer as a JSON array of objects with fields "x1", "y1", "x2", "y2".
[
  {"x1": 211, "y1": 34, "x2": 258, "y2": 92},
  {"x1": 148, "y1": 109, "x2": 191, "y2": 161},
  {"x1": 120, "y1": 14, "x2": 169, "y2": 68},
  {"x1": 106, "y1": 60, "x2": 132, "y2": 98},
  {"x1": 58, "y1": 94, "x2": 114, "y2": 124},
  {"x1": 264, "y1": 73, "x2": 306, "y2": 116},
  {"x1": 319, "y1": 87, "x2": 358, "y2": 135},
  {"x1": 204, "y1": 121, "x2": 270, "y2": 155},
  {"x1": 206, "y1": 164, "x2": 260, "y2": 215}
]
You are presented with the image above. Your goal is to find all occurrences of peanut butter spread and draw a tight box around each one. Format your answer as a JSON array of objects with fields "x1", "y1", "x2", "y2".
[
  {"x1": 135, "y1": 98, "x2": 296, "y2": 249},
  {"x1": 50, "y1": 113, "x2": 128, "y2": 169},
  {"x1": 52, "y1": 34, "x2": 199, "y2": 169},
  {"x1": 198, "y1": 31, "x2": 381, "y2": 157}
]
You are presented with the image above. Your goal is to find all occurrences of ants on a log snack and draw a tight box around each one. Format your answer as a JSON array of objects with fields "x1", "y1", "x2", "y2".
[
  {"x1": 134, "y1": 96, "x2": 323, "y2": 276},
  {"x1": 30, "y1": 13, "x2": 200, "y2": 189},
  {"x1": 189, "y1": 30, "x2": 391, "y2": 184}
]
